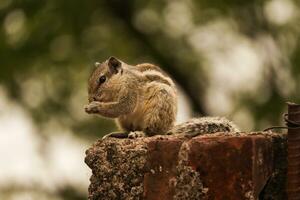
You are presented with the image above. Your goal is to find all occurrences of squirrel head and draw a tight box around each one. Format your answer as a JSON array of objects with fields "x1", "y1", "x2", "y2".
[{"x1": 88, "y1": 56, "x2": 125, "y2": 103}]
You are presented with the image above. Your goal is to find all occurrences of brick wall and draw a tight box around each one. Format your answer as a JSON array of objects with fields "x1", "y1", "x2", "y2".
[{"x1": 85, "y1": 132, "x2": 287, "y2": 200}]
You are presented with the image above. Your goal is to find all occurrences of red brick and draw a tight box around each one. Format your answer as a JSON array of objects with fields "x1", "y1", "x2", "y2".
[
  {"x1": 186, "y1": 135, "x2": 273, "y2": 199},
  {"x1": 85, "y1": 133, "x2": 278, "y2": 200},
  {"x1": 143, "y1": 138, "x2": 184, "y2": 200}
]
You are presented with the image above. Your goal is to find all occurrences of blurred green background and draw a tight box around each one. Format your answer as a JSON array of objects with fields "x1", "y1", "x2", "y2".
[{"x1": 0, "y1": 0, "x2": 299, "y2": 199}]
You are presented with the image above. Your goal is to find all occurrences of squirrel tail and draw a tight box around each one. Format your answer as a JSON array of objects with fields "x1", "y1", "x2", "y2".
[{"x1": 168, "y1": 117, "x2": 240, "y2": 137}]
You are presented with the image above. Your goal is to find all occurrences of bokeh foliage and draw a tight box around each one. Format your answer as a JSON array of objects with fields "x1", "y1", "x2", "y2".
[{"x1": 0, "y1": 0, "x2": 299, "y2": 199}]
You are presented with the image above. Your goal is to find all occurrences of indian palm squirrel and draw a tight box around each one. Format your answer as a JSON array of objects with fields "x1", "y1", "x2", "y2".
[{"x1": 84, "y1": 57, "x2": 239, "y2": 139}]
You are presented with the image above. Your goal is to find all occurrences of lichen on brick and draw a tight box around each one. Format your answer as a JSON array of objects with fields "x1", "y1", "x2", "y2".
[
  {"x1": 173, "y1": 141, "x2": 208, "y2": 200},
  {"x1": 173, "y1": 164, "x2": 208, "y2": 200},
  {"x1": 85, "y1": 138, "x2": 148, "y2": 200}
]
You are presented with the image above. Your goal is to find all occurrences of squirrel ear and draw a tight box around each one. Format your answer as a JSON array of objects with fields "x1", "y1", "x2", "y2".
[
  {"x1": 108, "y1": 56, "x2": 121, "y2": 74},
  {"x1": 94, "y1": 62, "x2": 100, "y2": 68}
]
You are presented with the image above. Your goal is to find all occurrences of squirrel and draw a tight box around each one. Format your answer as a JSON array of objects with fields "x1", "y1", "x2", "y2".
[{"x1": 84, "y1": 57, "x2": 239, "y2": 139}]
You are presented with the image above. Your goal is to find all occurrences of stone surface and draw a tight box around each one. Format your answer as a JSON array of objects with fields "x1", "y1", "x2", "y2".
[{"x1": 85, "y1": 132, "x2": 287, "y2": 200}]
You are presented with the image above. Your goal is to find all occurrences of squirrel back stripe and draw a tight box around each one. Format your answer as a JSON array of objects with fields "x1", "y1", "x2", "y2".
[
  {"x1": 136, "y1": 63, "x2": 175, "y2": 87},
  {"x1": 143, "y1": 71, "x2": 174, "y2": 87},
  {"x1": 136, "y1": 63, "x2": 166, "y2": 74}
]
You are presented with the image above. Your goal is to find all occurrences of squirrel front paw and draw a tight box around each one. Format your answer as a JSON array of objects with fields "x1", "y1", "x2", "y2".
[{"x1": 84, "y1": 101, "x2": 100, "y2": 114}]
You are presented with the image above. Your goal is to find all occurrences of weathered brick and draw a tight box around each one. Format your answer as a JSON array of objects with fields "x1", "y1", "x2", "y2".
[
  {"x1": 143, "y1": 138, "x2": 184, "y2": 200},
  {"x1": 186, "y1": 135, "x2": 273, "y2": 200},
  {"x1": 85, "y1": 132, "x2": 285, "y2": 200}
]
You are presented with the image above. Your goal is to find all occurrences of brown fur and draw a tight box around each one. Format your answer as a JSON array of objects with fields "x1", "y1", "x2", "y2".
[
  {"x1": 85, "y1": 57, "x2": 177, "y2": 136},
  {"x1": 85, "y1": 57, "x2": 239, "y2": 138}
]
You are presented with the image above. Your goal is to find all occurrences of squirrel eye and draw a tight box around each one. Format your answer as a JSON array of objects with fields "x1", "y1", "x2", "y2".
[{"x1": 98, "y1": 75, "x2": 106, "y2": 84}]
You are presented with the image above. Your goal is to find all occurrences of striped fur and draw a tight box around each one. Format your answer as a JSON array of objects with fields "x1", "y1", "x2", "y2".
[
  {"x1": 86, "y1": 57, "x2": 239, "y2": 139},
  {"x1": 169, "y1": 117, "x2": 240, "y2": 136},
  {"x1": 135, "y1": 63, "x2": 175, "y2": 87},
  {"x1": 136, "y1": 63, "x2": 166, "y2": 74}
]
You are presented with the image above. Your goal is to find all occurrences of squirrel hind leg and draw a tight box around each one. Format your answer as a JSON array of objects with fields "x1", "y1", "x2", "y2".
[
  {"x1": 143, "y1": 89, "x2": 177, "y2": 136},
  {"x1": 128, "y1": 131, "x2": 146, "y2": 139}
]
